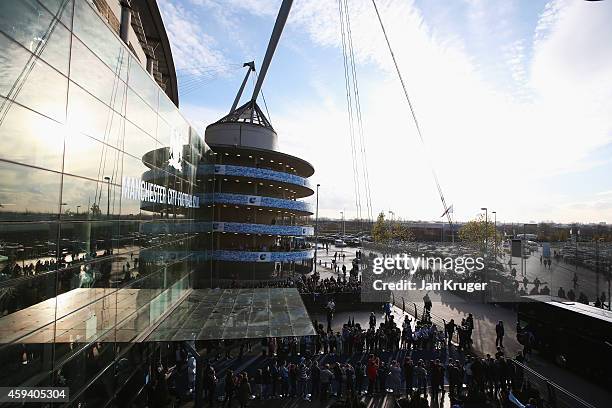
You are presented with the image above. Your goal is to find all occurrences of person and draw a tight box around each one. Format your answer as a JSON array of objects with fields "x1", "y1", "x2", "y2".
[
  {"x1": 355, "y1": 361, "x2": 365, "y2": 395},
  {"x1": 495, "y1": 320, "x2": 504, "y2": 348},
  {"x1": 332, "y1": 362, "x2": 344, "y2": 397},
  {"x1": 369, "y1": 312, "x2": 376, "y2": 329},
  {"x1": 345, "y1": 363, "x2": 355, "y2": 395},
  {"x1": 403, "y1": 356, "x2": 414, "y2": 394},
  {"x1": 224, "y1": 370, "x2": 235, "y2": 407},
  {"x1": 204, "y1": 363, "x2": 217, "y2": 405},
  {"x1": 423, "y1": 293, "x2": 432, "y2": 313},
  {"x1": 237, "y1": 372, "x2": 251, "y2": 408},
  {"x1": 310, "y1": 360, "x2": 320, "y2": 400},
  {"x1": 367, "y1": 354, "x2": 379, "y2": 394},
  {"x1": 430, "y1": 359, "x2": 445, "y2": 400},
  {"x1": 320, "y1": 364, "x2": 333, "y2": 401},
  {"x1": 414, "y1": 360, "x2": 427, "y2": 396},
  {"x1": 447, "y1": 360, "x2": 461, "y2": 398},
  {"x1": 326, "y1": 299, "x2": 335, "y2": 332},
  {"x1": 253, "y1": 369, "x2": 262, "y2": 399},
  {"x1": 383, "y1": 302, "x2": 392, "y2": 319},
  {"x1": 595, "y1": 297, "x2": 602, "y2": 308},
  {"x1": 557, "y1": 286, "x2": 566, "y2": 298},
  {"x1": 573, "y1": 273, "x2": 579, "y2": 288},
  {"x1": 389, "y1": 360, "x2": 401, "y2": 393},
  {"x1": 297, "y1": 361, "x2": 309, "y2": 399},
  {"x1": 445, "y1": 319, "x2": 455, "y2": 345}
]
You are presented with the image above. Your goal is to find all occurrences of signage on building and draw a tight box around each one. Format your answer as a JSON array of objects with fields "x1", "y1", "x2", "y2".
[
  {"x1": 256, "y1": 252, "x2": 271, "y2": 262},
  {"x1": 247, "y1": 195, "x2": 262, "y2": 205},
  {"x1": 121, "y1": 176, "x2": 199, "y2": 208},
  {"x1": 168, "y1": 128, "x2": 185, "y2": 171}
]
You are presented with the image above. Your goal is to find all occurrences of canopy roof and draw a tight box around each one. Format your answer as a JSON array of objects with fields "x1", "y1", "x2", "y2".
[{"x1": 145, "y1": 287, "x2": 315, "y2": 341}]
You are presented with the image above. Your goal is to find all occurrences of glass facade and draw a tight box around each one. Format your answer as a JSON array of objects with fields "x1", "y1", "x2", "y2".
[{"x1": 0, "y1": 0, "x2": 212, "y2": 404}]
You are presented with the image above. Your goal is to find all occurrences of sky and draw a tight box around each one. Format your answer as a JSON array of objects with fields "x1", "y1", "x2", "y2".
[{"x1": 158, "y1": 0, "x2": 612, "y2": 224}]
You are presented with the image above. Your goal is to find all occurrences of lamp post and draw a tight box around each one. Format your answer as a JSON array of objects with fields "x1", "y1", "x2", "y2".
[
  {"x1": 314, "y1": 183, "x2": 320, "y2": 273},
  {"x1": 481, "y1": 207, "x2": 488, "y2": 258},
  {"x1": 103, "y1": 176, "x2": 111, "y2": 218},
  {"x1": 340, "y1": 210, "x2": 345, "y2": 254},
  {"x1": 492, "y1": 211, "x2": 497, "y2": 259}
]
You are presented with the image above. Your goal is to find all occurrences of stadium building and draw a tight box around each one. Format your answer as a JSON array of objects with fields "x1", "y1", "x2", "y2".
[{"x1": 0, "y1": 0, "x2": 314, "y2": 405}]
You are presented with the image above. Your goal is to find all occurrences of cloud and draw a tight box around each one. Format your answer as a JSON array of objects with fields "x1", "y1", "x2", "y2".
[
  {"x1": 158, "y1": 2, "x2": 229, "y2": 75},
  {"x1": 281, "y1": 0, "x2": 612, "y2": 223},
  {"x1": 173, "y1": 0, "x2": 612, "y2": 223}
]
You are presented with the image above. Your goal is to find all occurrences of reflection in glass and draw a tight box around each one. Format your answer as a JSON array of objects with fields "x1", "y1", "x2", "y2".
[
  {"x1": 14, "y1": 57, "x2": 68, "y2": 122},
  {"x1": 123, "y1": 120, "x2": 158, "y2": 166},
  {"x1": 126, "y1": 88, "x2": 157, "y2": 137},
  {"x1": 64, "y1": 131, "x2": 123, "y2": 181},
  {"x1": 67, "y1": 82, "x2": 124, "y2": 148},
  {"x1": 60, "y1": 174, "x2": 120, "y2": 220},
  {"x1": 73, "y1": 0, "x2": 128, "y2": 81},
  {"x1": 0, "y1": 96, "x2": 65, "y2": 171},
  {"x1": 0, "y1": 0, "x2": 72, "y2": 75},
  {"x1": 128, "y1": 59, "x2": 158, "y2": 112},
  {"x1": 70, "y1": 36, "x2": 127, "y2": 114},
  {"x1": 0, "y1": 161, "x2": 61, "y2": 221}
]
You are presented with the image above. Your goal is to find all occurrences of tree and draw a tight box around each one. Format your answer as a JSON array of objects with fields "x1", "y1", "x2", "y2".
[
  {"x1": 459, "y1": 214, "x2": 499, "y2": 250},
  {"x1": 90, "y1": 203, "x2": 102, "y2": 217},
  {"x1": 391, "y1": 222, "x2": 415, "y2": 242},
  {"x1": 372, "y1": 212, "x2": 390, "y2": 243},
  {"x1": 372, "y1": 212, "x2": 415, "y2": 243}
]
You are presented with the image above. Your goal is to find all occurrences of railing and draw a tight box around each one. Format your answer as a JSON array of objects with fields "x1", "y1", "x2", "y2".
[
  {"x1": 390, "y1": 293, "x2": 454, "y2": 342},
  {"x1": 390, "y1": 294, "x2": 599, "y2": 408},
  {"x1": 509, "y1": 359, "x2": 597, "y2": 408}
]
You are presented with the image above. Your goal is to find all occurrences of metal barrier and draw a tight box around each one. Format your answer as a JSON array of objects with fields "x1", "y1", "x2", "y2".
[
  {"x1": 390, "y1": 295, "x2": 598, "y2": 408},
  {"x1": 390, "y1": 293, "x2": 454, "y2": 342},
  {"x1": 510, "y1": 359, "x2": 597, "y2": 408}
]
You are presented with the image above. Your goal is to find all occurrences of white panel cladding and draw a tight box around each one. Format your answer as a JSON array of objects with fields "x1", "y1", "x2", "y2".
[{"x1": 205, "y1": 122, "x2": 278, "y2": 151}]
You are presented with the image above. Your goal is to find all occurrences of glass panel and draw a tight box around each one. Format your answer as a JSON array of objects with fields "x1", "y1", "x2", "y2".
[
  {"x1": 39, "y1": 0, "x2": 74, "y2": 30},
  {"x1": 123, "y1": 119, "x2": 158, "y2": 167},
  {"x1": 73, "y1": 0, "x2": 128, "y2": 81},
  {"x1": 126, "y1": 88, "x2": 157, "y2": 137},
  {"x1": 0, "y1": 161, "x2": 61, "y2": 221},
  {"x1": 0, "y1": 33, "x2": 33, "y2": 97},
  {"x1": 59, "y1": 174, "x2": 120, "y2": 221},
  {"x1": 67, "y1": 81, "x2": 123, "y2": 149},
  {"x1": 0, "y1": 33, "x2": 68, "y2": 122},
  {"x1": 0, "y1": 96, "x2": 65, "y2": 172},
  {"x1": 64, "y1": 131, "x2": 123, "y2": 181},
  {"x1": 0, "y1": 0, "x2": 72, "y2": 75},
  {"x1": 70, "y1": 36, "x2": 127, "y2": 114},
  {"x1": 128, "y1": 57, "x2": 158, "y2": 112}
]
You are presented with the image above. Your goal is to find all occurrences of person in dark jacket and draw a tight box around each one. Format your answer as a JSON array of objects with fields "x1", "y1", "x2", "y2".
[
  {"x1": 224, "y1": 370, "x2": 235, "y2": 407},
  {"x1": 237, "y1": 372, "x2": 251, "y2": 408},
  {"x1": 495, "y1": 320, "x2": 505, "y2": 347}
]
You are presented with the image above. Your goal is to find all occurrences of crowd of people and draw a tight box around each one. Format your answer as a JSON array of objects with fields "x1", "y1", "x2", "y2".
[
  {"x1": 297, "y1": 273, "x2": 361, "y2": 295},
  {"x1": 164, "y1": 304, "x2": 547, "y2": 408}
]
